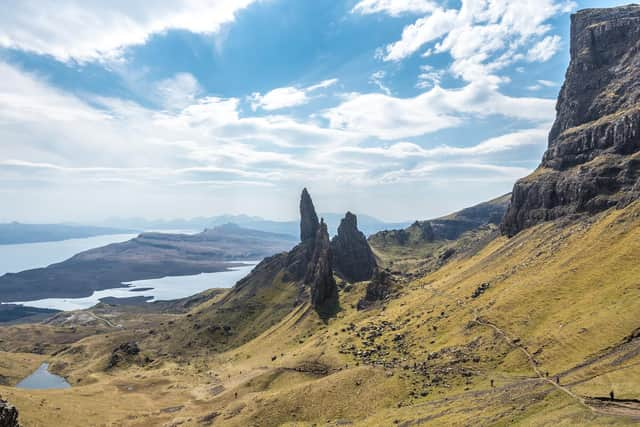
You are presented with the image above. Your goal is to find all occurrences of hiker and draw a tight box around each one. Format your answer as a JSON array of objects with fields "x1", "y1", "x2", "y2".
[
  {"x1": 556, "y1": 376, "x2": 560, "y2": 384},
  {"x1": 610, "y1": 390, "x2": 615, "y2": 401},
  {"x1": 235, "y1": 392, "x2": 238, "y2": 399},
  {"x1": 490, "y1": 379, "x2": 494, "y2": 388}
]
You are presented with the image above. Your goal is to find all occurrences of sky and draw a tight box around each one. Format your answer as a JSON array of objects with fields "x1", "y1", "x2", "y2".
[{"x1": 0, "y1": 0, "x2": 628, "y2": 223}]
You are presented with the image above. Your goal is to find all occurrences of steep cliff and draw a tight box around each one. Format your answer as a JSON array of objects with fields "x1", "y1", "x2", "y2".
[{"x1": 502, "y1": 5, "x2": 640, "y2": 236}]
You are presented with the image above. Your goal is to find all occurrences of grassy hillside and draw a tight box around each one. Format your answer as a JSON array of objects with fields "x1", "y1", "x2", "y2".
[
  {"x1": 1, "y1": 201, "x2": 639, "y2": 425},
  {"x1": 369, "y1": 194, "x2": 510, "y2": 278}
]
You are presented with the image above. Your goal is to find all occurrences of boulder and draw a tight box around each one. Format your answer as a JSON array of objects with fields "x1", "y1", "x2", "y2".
[
  {"x1": 108, "y1": 341, "x2": 141, "y2": 369},
  {"x1": 0, "y1": 399, "x2": 19, "y2": 427}
]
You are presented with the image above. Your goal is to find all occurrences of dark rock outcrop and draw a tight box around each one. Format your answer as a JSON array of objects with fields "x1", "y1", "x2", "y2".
[
  {"x1": 305, "y1": 219, "x2": 338, "y2": 310},
  {"x1": 502, "y1": 5, "x2": 640, "y2": 236},
  {"x1": 0, "y1": 399, "x2": 19, "y2": 427},
  {"x1": 331, "y1": 212, "x2": 377, "y2": 282},
  {"x1": 357, "y1": 269, "x2": 398, "y2": 309},
  {"x1": 107, "y1": 341, "x2": 141, "y2": 369},
  {"x1": 300, "y1": 188, "x2": 319, "y2": 241}
]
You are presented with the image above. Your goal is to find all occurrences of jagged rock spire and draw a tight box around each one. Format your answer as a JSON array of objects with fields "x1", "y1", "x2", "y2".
[
  {"x1": 300, "y1": 188, "x2": 319, "y2": 242},
  {"x1": 331, "y1": 212, "x2": 377, "y2": 283},
  {"x1": 306, "y1": 218, "x2": 338, "y2": 310}
]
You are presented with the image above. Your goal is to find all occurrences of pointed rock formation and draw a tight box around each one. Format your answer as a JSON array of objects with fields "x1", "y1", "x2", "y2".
[
  {"x1": 0, "y1": 399, "x2": 19, "y2": 427},
  {"x1": 300, "y1": 188, "x2": 319, "y2": 242},
  {"x1": 501, "y1": 5, "x2": 640, "y2": 236},
  {"x1": 306, "y1": 219, "x2": 338, "y2": 310},
  {"x1": 330, "y1": 212, "x2": 377, "y2": 282}
]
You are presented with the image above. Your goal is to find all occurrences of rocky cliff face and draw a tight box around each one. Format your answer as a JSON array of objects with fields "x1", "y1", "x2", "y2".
[
  {"x1": 502, "y1": 5, "x2": 640, "y2": 236},
  {"x1": 330, "y1": 212, "x2": 377, "y2": 283},
  {"x1": 0, "y1": 399, "x2": 19, "y2": 427}
]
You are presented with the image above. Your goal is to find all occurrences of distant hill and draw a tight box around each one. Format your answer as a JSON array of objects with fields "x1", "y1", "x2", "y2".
[
  {"x1": 0, "y1": 224, "x2": 296, "y2": 304},
  {"x1": 102, "y1": 213, "x2": 410, "y2": 238},
  {"x1": 0, "y1": 223, "x2": 135, "y2": 245},
  {"x1": 369, "y1": 194, "x2": 511, "y2": 277}
]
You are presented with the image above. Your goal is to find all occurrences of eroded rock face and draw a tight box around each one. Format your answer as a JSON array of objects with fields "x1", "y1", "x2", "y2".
[
  {"x1": 0, "y1": 399, "x2": 19, "y2": 427},
  {"x1": 305, "y1": 219, "x2": 338, "y2": 310},
  {"x1": 300, "y1": 188, "x2": 319, "y2": 242},
  {"x1": 502, "y1": 5, "x2": 640, "y2": 236},
  {"x1": 330, "y1": 212, "x2": 377, "y2": 283}
]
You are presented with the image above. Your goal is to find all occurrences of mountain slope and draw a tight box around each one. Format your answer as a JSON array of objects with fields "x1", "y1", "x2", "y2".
[
  {"x1": 5, "y1": 199, "x2": 638, "y2": 426},
  {"x1": 369, "y1": 194, "x2": 510, "y2": 277}
]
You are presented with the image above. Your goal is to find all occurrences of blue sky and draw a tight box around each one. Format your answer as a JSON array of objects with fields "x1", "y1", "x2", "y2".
[{"x1": 0, "y1": 0, "x2": 628, "y2": 222}]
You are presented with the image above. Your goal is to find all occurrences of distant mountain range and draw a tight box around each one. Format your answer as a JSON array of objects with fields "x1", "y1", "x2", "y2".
[
  {"x1": 1, "y1": 214, "x2": 409, "y2": 246},
  {"x1": 100, "y1": 213, "x2": 411, "y2": 238}
]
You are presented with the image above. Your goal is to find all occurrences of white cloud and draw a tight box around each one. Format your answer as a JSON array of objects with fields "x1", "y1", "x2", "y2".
[
  {"x1": 384, "y1": 8, "x2": 458, "y2": 62},
  {"x1": 379, "y1": 0, "x2": 576, "y2": 82},
  {"x1": 307, "y1": 78, "x2": 339, "y2": 91},
  {"x1": 376, "y1": 162, "x2": 531, "y2": 184},
  {"x1": 249, "y1": 78, "x2": 338, "y2": 111},
  {"x1": 0, "y1": 61, "x2": 550, "y2": 221},
  {"x1": 323, "y1": 79, "x2": 555, "y2": 140},
  {"x1": 527, "y1": 79, "x2": 559, "y2": 91},
  {"x1": 538, "y1": 80, "x2": 558, "y2": 87},
  {"x1": 416, "y1": 65, "x2": 443, "y2": 89},
  {"x1": 328, "y1": 127, "x2": 548, "y2": 160},
  {"x1": 352, "y1": 0, "x2": 437, "y2": 16},
  {"x1": 0, "y1": 0, "x2": 257, "y2": 62},
  {"x1": 527, "y1": 35, "x2": 562, "y2": 62},
  {"x1": 369, "y1": 71, "x2": 392, "y2": 95},
  {"x1": 155, "y1": 73, "x2": 202, "y2": 109}
]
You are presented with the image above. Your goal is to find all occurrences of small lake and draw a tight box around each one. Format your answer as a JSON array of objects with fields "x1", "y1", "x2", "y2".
[
  {"x1": 16, "y1": 363, "x2": 71, "y2": 390},
  {"x1": 11, "y1": 262, "x2": 258, "y2": 311}
]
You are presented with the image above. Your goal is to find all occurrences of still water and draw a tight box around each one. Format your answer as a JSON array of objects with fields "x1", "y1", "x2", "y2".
[
  {"x1": 11, "y1": 262, "x2": 258, "y2": 311},
  {"x1": 0, "y1": 234, "x2": 138, "y2": 275},
  {"x1": 16, "y1": 363, "x2": 71, "y2": 390}
]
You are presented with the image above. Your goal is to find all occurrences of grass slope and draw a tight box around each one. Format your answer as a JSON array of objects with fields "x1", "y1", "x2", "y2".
[{"x1": 1, "y1": 202, "x2": 639, "y2": 426}]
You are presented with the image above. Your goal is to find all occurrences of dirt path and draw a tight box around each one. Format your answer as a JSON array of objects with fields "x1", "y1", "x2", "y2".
[
  {"x1": 86, "y1": 311, "x2": 118, "y2": 328},
  {"x1": 471, "y1": 313, "x2": 640, "y2": 420}
]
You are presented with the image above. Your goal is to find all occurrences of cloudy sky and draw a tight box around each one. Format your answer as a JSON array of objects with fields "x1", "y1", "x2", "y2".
[{"x1": 0, "y1": 0, "x2": 625, "y2": 223}]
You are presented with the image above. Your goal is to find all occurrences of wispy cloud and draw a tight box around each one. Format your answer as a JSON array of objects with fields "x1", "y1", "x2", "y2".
[
  {"x1": 323, "y1": 79, "x2": 554, "y2": 140},
  {"x1": 0, "y1": 0, "x2": 257, "y2": 62},
  {"x1": 352, "y1": 0, "x2": 437, "y2": 16},
  {"x1": 362, "y1": 0, "x2": 576, "y2": 83},
  {"x1": 249, "y1": 78, "x2": 338, "y2": 111}
]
